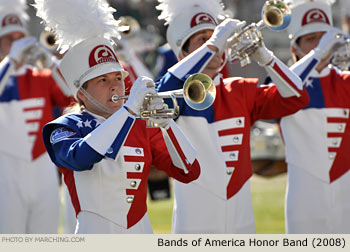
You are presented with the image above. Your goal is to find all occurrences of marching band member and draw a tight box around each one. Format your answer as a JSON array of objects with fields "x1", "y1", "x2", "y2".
[
  {"x1": 281, "y1": 0, "x2": 350, "y2": 233},
  {"x1": 156, "y1": 0, "x2": 309, "y2": 233},
  {"x1": 0, "y1": 0, "x2": 72, "y2": 233},
  {"x1": 35, "y1": 0, "x2": 200, "y2": 234}
]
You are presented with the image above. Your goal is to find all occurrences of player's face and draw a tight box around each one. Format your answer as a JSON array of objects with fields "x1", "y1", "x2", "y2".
[
  {"x1": 182, "y1": 29, "x2": 224, "y2": 75},
  {"x1": 296, "y1": 32, "x2": 325, "y2": 56},
  {"x1": 0, "y1": 31, "x2": 25, "y2": 59},
  {"x1": 80, "y1": 71, "x2": 125, "y2": 118}
]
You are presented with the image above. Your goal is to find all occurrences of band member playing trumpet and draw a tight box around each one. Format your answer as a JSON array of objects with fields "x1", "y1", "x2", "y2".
[
  {"x1": 280, "y1": 0, "x2": 350, "y2": 234},
  {"x1": 156, "y1": 0, "x2": 309, "y2": 233},
  {"x1": 36, "y1": 0, "x2": 200, "y2": 234},
  {"x1": 0, "y1": 0, "x2": 72, "y2": 234}
]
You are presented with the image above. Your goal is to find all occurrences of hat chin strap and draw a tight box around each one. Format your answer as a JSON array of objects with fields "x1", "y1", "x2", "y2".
[{"x1": 79, "y1": 87, "x2": 115, "y2": 116}]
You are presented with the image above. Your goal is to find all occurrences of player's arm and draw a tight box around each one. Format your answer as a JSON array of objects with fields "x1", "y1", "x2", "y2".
[
  {"x1": 149, "y1": 120, "x2": 200, "y2": 183},
  {"x1": 44, "y1": 107, "x2": 136, "y2": 171},
  {"x1": 156, "y1": 19, "x2": 246, "y2": 91},
  {"x1": 290, "y1": 28, "x2": 345, "y2": 82}
]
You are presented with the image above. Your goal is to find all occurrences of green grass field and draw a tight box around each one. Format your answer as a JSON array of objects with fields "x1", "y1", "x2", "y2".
[{"x1": 148, "y1": 174, "x2": 287, "y2": 234}]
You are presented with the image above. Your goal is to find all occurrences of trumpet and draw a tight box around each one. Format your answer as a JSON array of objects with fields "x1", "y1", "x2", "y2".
[
  {"x1": 227, "y1": 0, "x2": 291, "y2": 67},
  {"x1": 331, "y1": 36, "x2": 350, "y2": 71},
  {"x1": 24, "y1": 43, "x2": 52, "y2": 70},
  {"x1": 24, "y1": 28, "x2": 58, "y2": 70},
  {"x1": 112, "y1": 73, "x2": 216, "y2": 127}
]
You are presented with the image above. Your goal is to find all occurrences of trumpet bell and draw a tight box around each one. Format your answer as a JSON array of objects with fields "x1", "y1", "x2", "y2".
[
  {"x1": 183, "y1": 73, "x2": 216, "y2": 111},
  {"x1": 40, "y1": 27, "x2": 58, "y2": 52},
  {"x1": 262, "y1": 0, "x2": 291, "y2": 31},
  {"x1": 117, "y1": 16, "x2": 141, "y2": 37}
]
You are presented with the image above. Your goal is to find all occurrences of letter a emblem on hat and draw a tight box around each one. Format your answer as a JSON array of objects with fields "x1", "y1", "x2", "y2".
[
  {"x1": 2, "y1": 14, "x2": 23, "y2": 27},
  {"x1": 190, "y1": 12, "x2": 217, "y2": 27},
  {"x1": 302, "y1": 8, "x2": 330, "y2": 26}
]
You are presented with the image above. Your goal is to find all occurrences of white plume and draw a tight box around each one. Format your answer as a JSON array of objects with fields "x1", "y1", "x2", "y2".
[
  {"x1": 156, "y1": 0, "x2": 226, "y2": 24},
  {"x1": 33, "y1": 0, "x2": 121, "y2": 49},
  {"x1": 284, "y1": 0, "x2": 336, "y2": 7},
  {"x1": 0, "y1": 0, "x2": 29, "y2": 20}
]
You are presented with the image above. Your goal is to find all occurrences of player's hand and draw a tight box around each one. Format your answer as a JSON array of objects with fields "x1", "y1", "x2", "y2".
[
  {"x1": 9, "y1": 36, "x2": 37, "y2": 65},
  {"x1": 314, "y1": 27, "x2": 346, "y2": 60},
  {"x1": 148, "y1": 97, "x2": 171, "y2": 128},
  {"x1": 124, "y1": 76, "x2": 156, "y2": 115},
  {"x1": 206, "y1": 19, "x2": 246, "y2": 53}
]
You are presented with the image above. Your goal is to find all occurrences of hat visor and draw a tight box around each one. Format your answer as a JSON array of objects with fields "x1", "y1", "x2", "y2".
[
  {"x1": 80, "y1": 62, "x2": 129, "y2": 85},
  {"x1": 292, "y1": 23, "x2": 331, "y2": 42}
]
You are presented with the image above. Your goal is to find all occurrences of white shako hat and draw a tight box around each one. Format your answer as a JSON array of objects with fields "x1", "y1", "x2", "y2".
[
  {"x1": 156, "y1": 0, "x2": 228, "y2": 58},
  {"x1": 59, "y1": 37, "x2": 128, "y2": 99},
  {"x1": 0, "y1": 0, "x2": 28, "y2": 37},
  {"x1": 33, "y1": 0, "x2": 128, "y2": 99},
  {"x1": 285, "y1": 0, "x2": 335, "y2": 43}
]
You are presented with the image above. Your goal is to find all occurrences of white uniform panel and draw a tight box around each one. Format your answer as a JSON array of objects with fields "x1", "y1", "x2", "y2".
[
  {"x1": 280, "y1": 108, "x2": 347, "y2": 182},
  {"x1": 172, "y1": 116, "x2": 255, "y2": 233}
]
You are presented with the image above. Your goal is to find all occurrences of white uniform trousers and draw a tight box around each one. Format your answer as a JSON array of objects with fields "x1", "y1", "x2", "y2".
[
  {"x1": 285, "y1": 165, "x2": 350, "y2": 234},
  {"x1": 0, "y1": 153, "x2": 60, "y2": 233},
  {"x1": 76, "y1": 211, "x2": 153, "y2": 234},
  {"x1": 172, "y1": 179, "x2": 255, "y2": 234}
]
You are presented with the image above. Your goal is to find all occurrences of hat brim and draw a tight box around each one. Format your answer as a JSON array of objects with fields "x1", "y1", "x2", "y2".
[
  {"x1": 0, "y1": 25, "x2": 27, "y2": 38},
  {"x1": 292, "y1": 23, "x2": 331, "y2": 42},
  {"x1": 80, "y1": 62, "x2": 129, "y2": 85}
]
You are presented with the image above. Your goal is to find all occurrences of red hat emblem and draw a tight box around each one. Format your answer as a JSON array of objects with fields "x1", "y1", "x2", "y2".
[
  {"x1": 190, "y1": 12, "x2": 217, "y2": 28},
  {"x1": 89, "y1": 45, "x2": 119, "y2": 67},
  {"x1": 302, "y1": 8, "x2": 330, "y2": 26},
  {"x1": 2, "y1": 14, "x2": 22, "y2": 28}
]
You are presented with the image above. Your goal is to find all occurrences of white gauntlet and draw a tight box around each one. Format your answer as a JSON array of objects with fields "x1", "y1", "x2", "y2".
[{"x1": 250, "y1": 42, "x2": 274, "y2": 66}]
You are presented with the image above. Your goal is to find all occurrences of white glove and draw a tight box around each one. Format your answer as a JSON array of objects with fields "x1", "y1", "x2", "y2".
[
  {"x1": 250, "y1": 42, "x2": 274, "y2": 66},
  {"x1": 148, "y1": 97, "x2": 171, "y2": 128},
  {"x1": 206, "y1": 18, "x2": 246, "y2": 53},
  {"x1": 9, "y1": 36, "x2": 37, "y2": 64},
  {"x1": 314, "y1": 27, "x2": 346, "y2": 60},
  {"x1": 124, "y1": 76, "x2": 156, "y2": 115}
]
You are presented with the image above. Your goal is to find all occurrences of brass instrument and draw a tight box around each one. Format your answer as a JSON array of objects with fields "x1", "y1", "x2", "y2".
[
  {"x1": 331, "y1": 36, "x2": 350, "y2": 71},
  {"x1": 117, "y1": 16, "x2": 141, "y2": 38},
  {"x1": 24, "y1": 44, "x2": 51, "y2": 70},
  {"x1": 112, "y1": 73, "x2": 216, "y2": 127},
  {"x1": 227, "y1": 0, "x2": 291, "y2": 67},
  {"x1": 24, "y1": 28, "x2": 58, "y2": 70}
]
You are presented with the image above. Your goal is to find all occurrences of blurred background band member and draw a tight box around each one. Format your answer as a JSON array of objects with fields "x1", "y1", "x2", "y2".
[
  {"x1": 155, "y1": 0, "x2": 308, "y2": 233},
  {"x1": 281, "y1": 0, "x2": 350, "y2": 233},
  {"x1": 36, "y1": 0, "x2": 200, "y2": 234},
  {"x1": 0, "y1": 0, "x2": 72, "y2": 234}
]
